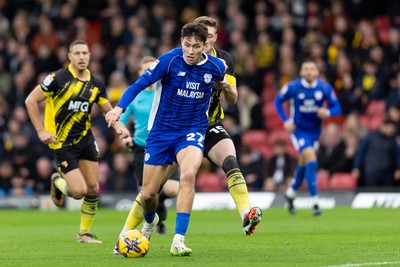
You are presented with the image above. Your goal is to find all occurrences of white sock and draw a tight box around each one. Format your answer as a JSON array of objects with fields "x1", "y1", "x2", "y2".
[
  {"x1": 286, "y1": 186, "x2": 296, "y2": 199},
  {"x1": 312, "y1": 196, "x2": 319, "y2": 206},
  {"x1": 173, "y1": 234, "x2": 185, "y2": 244},
  {"x1": 240, "y1": 209, "x2": 249, "y2": 220}
]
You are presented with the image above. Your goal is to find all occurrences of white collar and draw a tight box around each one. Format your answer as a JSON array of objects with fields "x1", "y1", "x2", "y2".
[
  {"x1": 300, "y1": 78, "x2": 318, "y2": 88},
  {"x1": 183, "y1": 52, "x2": 208, "y2": 65}
]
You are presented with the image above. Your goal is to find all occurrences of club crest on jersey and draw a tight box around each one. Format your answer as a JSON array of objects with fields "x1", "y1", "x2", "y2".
[
  {"x1": 61, "y1": 161, "x2": 68, "y2": 168},
  {"x1": 314, "y1": 91, "x2": 323, "y2": 100},
  {"x1": 204, "y1": 73, "x2": 212, "y2": 84},
  {"x1": 298, "y1": 93, "x2": 305, "y2": 99}
]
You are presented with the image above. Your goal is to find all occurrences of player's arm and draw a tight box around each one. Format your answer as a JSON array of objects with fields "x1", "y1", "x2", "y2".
[
  {"x1": 214, "y1": 76, "x2": 237, "y2": 104},
  {"x1": 274, "y1": 83, "x2": 295, "y2": 133},
  {"x1": 119, "y1": 104, "x2": 134, "y2": 148},
  {"x1": 106, "y1": 75, "x2": 153, "y2": 127},
  {"x1": 98, "y1": 100, "x2": 130, "y2": 138},
  {"x1": 107, "y1": 56, "x2": 168, "y2": 127},
  {"x1": 318, "y1": 84, "x2": 342, "y2": 119},
  {"x1": 214, "y1": 52, "x2": 237, "y2": 104},
  {"x1": 25, "y1": 85, "x2": 57, "y2": 144}
]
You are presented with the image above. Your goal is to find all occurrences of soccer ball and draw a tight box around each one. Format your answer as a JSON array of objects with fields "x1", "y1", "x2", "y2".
[{"x1": 118, "y1": 230, "x2": 150, "y2": 258}]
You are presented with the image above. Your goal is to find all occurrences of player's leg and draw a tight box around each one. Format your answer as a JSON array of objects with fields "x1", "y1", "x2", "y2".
[
  {"x1": 157, "y1": 178, "x2": 179, "y2": 235},
  {"x1": 302, "y1": 139, "x2": 320, "y2": 216},
  {"x1": 140, "y1": 164, "x2": 166, "y2": 239},
  {"x1": 119, "y1": 145, "x2": 146, "y2": 236},
  {"x1": 170, "y1": 146, "x2": 202, "y2": 256},
  {"x1": 207, "y1": 138, "x2": 261, "y2": 235},
  {"x1": 156, "y1": 163, "x2": 180, "y2": 235},
  {"x1": 50, "y1": 148, "x2": 84, "y2": 206},
  {"x1": 77, "y1": 159, "x2": 102, "y2": 243},
  {"x1": 285, "y1": 131, "x2": 308, "y2": 214}
]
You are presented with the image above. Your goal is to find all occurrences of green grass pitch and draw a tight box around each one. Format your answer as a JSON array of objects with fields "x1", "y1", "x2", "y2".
[{"x1": 1, "y1": 207, "x2": 400, "y2": 267}]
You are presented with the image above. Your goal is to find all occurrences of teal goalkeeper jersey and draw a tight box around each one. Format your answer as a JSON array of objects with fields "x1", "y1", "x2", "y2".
[{"x1": 119, "y1": 87, "x2": 156, "y2": 147}]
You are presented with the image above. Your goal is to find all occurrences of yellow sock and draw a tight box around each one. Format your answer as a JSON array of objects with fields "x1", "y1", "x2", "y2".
[
  {"x1": 227, "y1": 168, "x2": 250, "y2": 218},
  {"x1": 123, "y1": 192, "x2": 144, "y2": 232},
  {"x1": 79, "y1": 195, "x2": 98, "y2": 234},
  {"x1": 54, "y1": 176, "x2": 69, "y2": 196}
]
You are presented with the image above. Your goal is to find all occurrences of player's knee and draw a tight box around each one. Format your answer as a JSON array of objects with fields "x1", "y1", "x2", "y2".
[
  {"x1": 70, "y1": 189, "x2": 87, "y2": 199},
  {"x1": 141, "y1": 191, "x2": 157, "y2": 203},
  {"x1": 180, "y1": 169, "x2": 196, "y2": 182},
  {"x1": 86, "y1": 183, "x2": 99, "y2": 196},
  {"x1": 222, "y1": 155, "x2": 239, "y2": 173}
]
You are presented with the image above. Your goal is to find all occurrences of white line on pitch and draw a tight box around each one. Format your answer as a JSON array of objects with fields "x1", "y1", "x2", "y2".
[{"x1": 323, "y1": 261, "x2": 400, "y2": 267}]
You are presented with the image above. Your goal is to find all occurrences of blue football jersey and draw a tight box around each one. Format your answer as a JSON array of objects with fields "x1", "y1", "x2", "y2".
[
  {"x1": 274, "y1": 78, "x2": 342, "y2": 133},
  {"x1": 117, "y1": 48, "x2": 225, "y2": 132}
]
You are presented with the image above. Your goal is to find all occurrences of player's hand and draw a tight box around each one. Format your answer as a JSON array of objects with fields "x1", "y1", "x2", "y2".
[
  {"x1": 113, "y1": 122, "x2": 130, "y2": 138},
  {"x1": 106, "y1": 107, "x2": 123, "y2": 128},
  {"x1": 38, "y1": 129, "x2": 57, "y2": 145},
  {"x1": 213, "y1": 79, "x2": 230, "y2": 91},
  {"x1": 283, "y1": 120, "x2": 295, "y2": 133},
  {"x1": 317, "y1": 108, "x2": 330, "y2": 119},
  {"x1": 351, "y1": 169, "x2": 360, "y2": 180},
  {"x1": 121, "y1": 135, "x2": 134, "y2": 148}
]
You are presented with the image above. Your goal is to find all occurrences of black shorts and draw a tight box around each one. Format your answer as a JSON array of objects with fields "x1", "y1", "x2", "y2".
[
  {"x1": 132, "y1": 142, "x2": 179, "y2": 186},
  {"x1": 54, "y1": 132, "x2": 99, "y2": 174},
  {"x1": 203, "y1": 122, "x2": 231, "y2": 160}
]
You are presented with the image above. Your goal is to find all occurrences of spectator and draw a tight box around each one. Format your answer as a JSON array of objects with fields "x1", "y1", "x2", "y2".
[
  {"x1": 33, "y1": 156, "x2": 54, "y2": 194},
  {"x1": 107, "y1": 150, "x2": 137, "y2": 193},
  {"x1": 239, "y1": 146, "x2": 264, "y2": 191},
  {"x1": 0, "y1": 160, "x2": 13, "y2": 195},
  {"x1": 386, "y1": 71, "x2": 400, "y2": 109},
  {"x1": 318, "y1": 122, "x2": 359, "y2": 174},
  {"x1": 352, "y1": 119, "x2": 400, "y2": 187},
  {"x1": 237, "y1": 84, "x2": 264, "y2": 131},
  {"x1": 317, "y1": 122, "x2": 344, "y2": 173},
  {"x1": 263, "y1": 139, "x2": 297, "y2": 192},
  {"x1": 9, "y1": 172, "x2": 33, "y2": 196}
]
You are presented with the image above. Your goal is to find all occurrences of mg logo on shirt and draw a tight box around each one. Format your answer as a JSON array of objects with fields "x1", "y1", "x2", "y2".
[{"x1": 68, "y1": 100, "x2": 89, "y2": 112}]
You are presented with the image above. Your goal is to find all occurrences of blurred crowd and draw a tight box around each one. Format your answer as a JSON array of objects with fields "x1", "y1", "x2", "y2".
[{"x1": 0, "y1": 0, "x2": 399, "y2": 196}]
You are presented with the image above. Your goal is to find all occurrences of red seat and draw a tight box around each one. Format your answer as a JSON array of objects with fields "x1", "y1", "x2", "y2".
[
  {"x1": 366, "y1": 100, "x2": 386, "y2": 117},
  {"x1": 367, "y1": 114, "x2": 384, "y2": 131},
  {"x1": 263, "y1": 73, "x2": 275, "y2": 88},
  {"x1": 317, "y1": 170, "x2": 330, "y2": 191},
  {"x1": 242, "y1": 130, "x2": 269, "y2": 148},
  {"x1": 329, "y1": 172, "x2": 357, "y2": 190},
  {"x1": 262, "y1": 88, "x2": 276, "y2": 103},
  {"x1": 196, "y1": 172, "x2": 226, "y2": 192}
]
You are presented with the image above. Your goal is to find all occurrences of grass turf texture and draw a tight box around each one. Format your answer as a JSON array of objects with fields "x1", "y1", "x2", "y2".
[{"x1": 1, "y1": 207, "x2": 400, "y2": 267}]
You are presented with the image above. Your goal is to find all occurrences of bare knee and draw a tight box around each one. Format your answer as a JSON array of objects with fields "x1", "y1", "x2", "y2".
[
  {"x1": 180, "y1": 169, "x2": 196, "y2": 186},
  {"x1": 70, "y1": 189, "x2": 87, "y2": 199},
  {"x1": 141, "y1": 191, "x2": 157, "y2": 202},
  {"x1": 86, "y1": 183, "x2": 99, "y2": 196}
]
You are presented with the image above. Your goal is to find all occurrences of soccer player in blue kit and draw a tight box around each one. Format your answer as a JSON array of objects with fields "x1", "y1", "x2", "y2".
[
  {"x1": 106, "y1": 22, "x2": 226, "y2": 256},
  {"x1": 274, "y1": 59, "x2": 341, "y2": 216}
]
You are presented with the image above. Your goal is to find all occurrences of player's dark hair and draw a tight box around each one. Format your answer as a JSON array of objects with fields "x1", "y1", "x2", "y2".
[
  {"x1": 181, "y1": 22, "x2": 208, "y2": 43},
  {"x1": 69, "y1": 39, "x2": 89, "y2": 52},
  {"x1": 302, "y1": 57, "x2": 317, "y2": 65},
  {"x1": 194, "y1": 16, "x2": 218, "y2": 29}
]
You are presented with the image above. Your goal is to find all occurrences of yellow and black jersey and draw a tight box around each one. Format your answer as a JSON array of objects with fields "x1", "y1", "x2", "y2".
[
  {"x1": 40, "y1": 64, "x2": 108, "y2": 149},
  {"x1": 208, "y1": 47, "x2": 237, "y2": 125}
]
